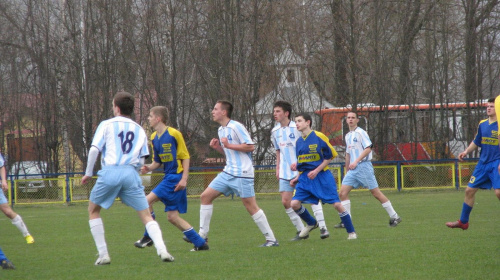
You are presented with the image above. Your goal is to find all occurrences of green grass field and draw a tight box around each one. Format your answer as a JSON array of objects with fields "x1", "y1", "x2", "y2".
[{"x1": 1, "y1": 189, "x2": 498, "y2": 280}]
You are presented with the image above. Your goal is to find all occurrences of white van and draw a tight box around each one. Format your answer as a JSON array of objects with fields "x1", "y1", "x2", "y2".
[{"x1": 11, "y1": 161, "x2": 47, "y2": 195}]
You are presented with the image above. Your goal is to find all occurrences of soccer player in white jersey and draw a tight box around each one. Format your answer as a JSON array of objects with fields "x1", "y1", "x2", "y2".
[
  {"x1": 271, "y1": 101, "x2": 330, "y2": 240},
  {"x1": 335, "y1": 111, "x2": 401, "y2": 228},
  {"x1": 0, "y1": 153, "x2": 34, "y2": 244},
  {"x1": 198, "y1": 100, "x2": 278, "y2": 247},
  {"x1": 81, "y1": 92, "x2": 174, "y2": 265}
]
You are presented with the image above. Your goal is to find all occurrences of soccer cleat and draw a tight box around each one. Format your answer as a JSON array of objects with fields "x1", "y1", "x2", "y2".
[
  {"x1": 25, "y1": 234, "x2": 35, "y2": 244},
  {"x1": 389, "y1": 216, "x2": 402, "y2": 227},
  {"x1": 259, "y1": 240, "x2": 279, "y2": 247},
  {"x1": 134, "y1": 236, "x2": 154, "y2": 248},
  {"x1": 347, "y1": 232, "x2": 358, "y2": 240},
  {"x1": 190, "y1": 243, "x2": 209, "y2": 251},
  {"x1": 94, "y1": 255, "x2": 111, "y2": 265},
  {"x1": 1, "y1": 259, "x2": 15, "y2": 269},
  {"x1": 333, "y1": 222, "x2": 345, "y2": 229},
  {"x1": 159, "y1": 250, "x2": 175, "y2": 262},
  {"x1": 446, "y1": 220, "x2": 469, "y2": 230},
  {"x1": 290, "y1": 231, "x2": 309, "y2": 241},
  {"x1": 320, "y1": 228, "x2": 330, "y2": 239},
  {"x1": 299, "y1": 222, "x2": 318, "y2": 238}
]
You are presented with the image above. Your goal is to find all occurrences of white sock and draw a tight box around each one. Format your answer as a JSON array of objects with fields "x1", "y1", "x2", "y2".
[
  {"x1": 145, "y1": 221, "x2": 167, "y2": 255},
  {"x1": 199, "y1": 204, "x2": 213, "y2": 238},
  {"x1": 252, "y1": 209, "x2": 276, "y2": 242},
  {"x1": 382, "y1": 201, "x2": 398, "y2": 218},
  {"x1": 341, "y1": 200, "x2": 351, "y2": 217},
  {"x1": 286, "y1": 207, "x2": 304, "y2": 232},
  {"x1": 89, "y1": 218, "x2": 108, "y2": 257},
  {"x1": 311, "y1": 204, "x2": 326, "y2": 229},
  {"x1": 11, "y1": 215, "x2": 30, "y2": 237}
]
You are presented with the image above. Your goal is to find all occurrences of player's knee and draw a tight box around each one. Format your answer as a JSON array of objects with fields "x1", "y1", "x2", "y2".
[{"x1": 290, "y1": 200, "x2": 301, "y2": 210}]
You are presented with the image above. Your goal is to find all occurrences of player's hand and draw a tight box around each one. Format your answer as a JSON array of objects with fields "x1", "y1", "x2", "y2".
[
  {"x1": 290, "y1": 177, "x2": 298, "y2": 187},
  {"x1": 1, "y1": 181, "x2": 8, "y2": 192},
  {"x1": 290, "y1": 163, "x2": 297, "y2": 171},
  {"x1": 220, "y1": 137, "x2": 229, "y2": 147},
  {"x1": 81, "y1": 175, "x2": 91, "y2": 185},
  {"x1": 209, "y1": 138, "x2": 220, "y2": 149},
  {"x1": 174, "y1": 178, "x2": 187, "y2": 192},
  {"x1": 348, "y1": 162, "x2": 358, "y2": 170},
  {"x1": 140, "y1": 165, "x2": 150, "y2": 174},
  {"x1": 458, "y1": 151, "x2": 467, "y2": 162},
  {"x1": 307, "y1": 169, "x2": 318, "y2": 180}
]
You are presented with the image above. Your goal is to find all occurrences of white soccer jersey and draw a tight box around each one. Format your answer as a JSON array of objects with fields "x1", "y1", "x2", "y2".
[
  {"x1": 218, "y1": 120, "x2": 254, "y2": 178},
  {"x1": 271, "y1": 121, "x2": 300, "y2": 180},
  {"x1": 0, "y1": 153, "x2": 5, "y2": 168},
  {"x1": 345, "y1": 127, "x2": 373, "y2": 164},
  {"x1": 91, "y1": 116, "x2": 149, "y2": 168}
]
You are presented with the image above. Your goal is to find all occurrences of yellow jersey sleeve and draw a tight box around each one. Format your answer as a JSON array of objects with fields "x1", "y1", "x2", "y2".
[
  {"x1": 316, "y1": 131, "x2": 338, "y2": 159},
  {"x1": 496, "y1": 95, "x2": 500, "y2": 121}
]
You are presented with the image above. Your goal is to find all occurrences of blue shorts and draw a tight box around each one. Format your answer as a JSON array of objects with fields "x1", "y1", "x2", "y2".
[
  {"x1": 293, "y1": 170, "x2": 340, "y2": 204},
  {"x1": 468, "y1": 159, "x2": 500, "y2": 189},
  {"x1": 279, "y1": 179, "x2": 295, "y2": 192},
  {"x1": 0, "y1": 191, "x2": 7, "y2": 205},
  {"x1": 152, "y1": 173, "x2": 187, "y2": 213},
  {"x1": 90, "y1": 165, "x2": 149, "y2": 211},
  {"x1": 208, "y1": 172, "x2": 255, "y2": 198},
  {"x1": 341, "y1": 161, "x2": 379, "y2": 189}
]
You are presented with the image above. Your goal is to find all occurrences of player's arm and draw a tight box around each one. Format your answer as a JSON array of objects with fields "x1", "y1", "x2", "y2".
[
  {"x1": 210, "y1": 138, "x2": 225, "y2": 154},
  {"x1": 458, "y1": 142, "x2": 478, "y2": 162},
  {"x1": 0, "y1": 164, "x2": 8, "y2": 192},
  {"x1": 349, "y1": 146, "x2": 372, "y2": 170},
  {"x1": 141, "y1": 161, "x2": 161, "y2": 174},
  {"x1": 275, "y1": 150, "x2": 280, "y2": 180},
  {"x1": 220, "y1": 137, "x2": 255, "y2": 152},
  {"x1": 81, "y1": 146, "x2": 100, "y2": 184},
  {"x1": 174, "y1": 158, "x2": 190, "y2": 192}
]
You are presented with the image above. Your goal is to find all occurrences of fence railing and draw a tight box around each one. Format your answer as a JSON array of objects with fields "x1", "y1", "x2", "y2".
[{"x1": 4, "y1": 159, "x2": 477, "y2": 206}]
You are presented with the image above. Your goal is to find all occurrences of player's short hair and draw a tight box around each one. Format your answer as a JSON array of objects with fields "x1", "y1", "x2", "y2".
[
  {"x1": 347, "y1": 111, "x2": 359, "y2": 118},
  {"x1": 150, "y1": 106, "x2": 169, "y2": 124},
  {"x1": 295, "y1": 112, "x2": 313, "y2": 127},
  {"x1": 113, "y1": 92, "x2": 135, "y2": 116},
  {"x1": 273, "y1": 100, "x2": 292, "y2": 118},
  {"x1": 217, "y1": 100, "x2": 233, "y2": 118},
  {"x1": 488, "y1": 97, "x2": 495, "y2": 103}
]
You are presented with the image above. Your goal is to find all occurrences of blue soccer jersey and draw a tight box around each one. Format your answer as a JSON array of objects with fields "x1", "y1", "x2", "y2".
[
  {"x1": 151, "y1": 127, "x2": 190, "y2": 175},
  {"x1": 271, "y1": 121, "x2": 301, "y2": 180},
  {"x1": 345, "y1": 127, "x2": 373, "y2": 164},
  {"x1": 218, "y1": 120, "x2": 254, "y2": 178},
  {"x1": 472, "y1": 119, "x2": 500, "y2": 164},
  {"x1": 91, "y1": 116, "x2": 149, "y2": 168},
  {"x1": 296, "y1": 130, "x2": 338, "y2": 172}
]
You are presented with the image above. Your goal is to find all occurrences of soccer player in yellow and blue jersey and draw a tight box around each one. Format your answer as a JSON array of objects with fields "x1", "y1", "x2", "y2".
[
  {"x1": 290, "y1": 113, "x2": 357, "y2": 240},
  {"x1": 446, "y1": 98, "x2": 500, "y2": 229},
  {"x1": 134, "y1": 106, "x2": 208, "y2": 251}
]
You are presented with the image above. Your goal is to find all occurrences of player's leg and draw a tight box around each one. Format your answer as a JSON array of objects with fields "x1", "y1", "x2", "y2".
[
  {"x1": 199, "y1": 187, "x2": 220, "y2": 239},
  {"x1": 332, "y1": 202, "x2": 357, "y2": 239},
  {"x1": 0, "y1": 247, "x2": 15, "y2": 270},
  {"x1": 167, "y1": 210, "x2": 208, "y2": 251},
  {"x1": 446, "y1": 187, "x2": 478, "y2": 230},
  {"x1": 88, "y1": 201, "x2": 110, "y2": 265},
  {"x1": 310, "y1": 203, "x2": 329, "y2": 239},
  {"x1": 370, "y1": 187, "x2": 402, "y2": 226},
  {"x1": 136, "y1": 209, "x2": 174, "y2": 262},
  {"x1": 241, "y1": 196, "x2": 278, "y2": 247},
  {"x1": 0, "y1": 203, "x2": 34, "y2": 244},
  {"x1": 495, "y1": 189, "x2": 500, "y2": 200},
  {"x1": 280, "y1": 181, "x2": 305, "y2": 240},
  {"x1": 134, "y1": 193, "x2": 159, "y2": 248},
  {"x1": 334, "y1": 184, "x2": 353, "y2": 228}
]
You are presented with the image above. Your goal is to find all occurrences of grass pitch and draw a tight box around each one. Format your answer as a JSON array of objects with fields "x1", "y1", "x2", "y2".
[{"x1": 0, "y1": 189, "x2": 498, "y2": 280}]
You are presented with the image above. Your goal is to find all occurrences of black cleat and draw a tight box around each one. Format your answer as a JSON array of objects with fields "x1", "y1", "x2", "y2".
[
  {"x1": 134, "y1": 236, "x2": 153, "y2": 248},
  {"x1": 1, "y1": 260, "x2": 15, "y2": 270},
  {"x1": 191, "y1": 243, "x2": 209, "y2": 251}
]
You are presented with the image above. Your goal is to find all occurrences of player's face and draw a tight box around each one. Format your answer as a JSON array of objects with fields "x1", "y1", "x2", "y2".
[
  {"x1": 486, "y1": 102, "x2": 495, "y2": 117},
  {"x1": 346, "y1": 113, "x2": 359, "y2": 128},
  {"x1": 295, "y1": 116, "x2": 309, "y2": 131},
  {"x1": 148, "y1": 112, "x2": 160, "y2": 128},
  {"x1": 212, "y1": 103, "x2": 224, "y2": 122},
  {"x1": 273, "y1": 107, "x2": 288, "y2": 122}
]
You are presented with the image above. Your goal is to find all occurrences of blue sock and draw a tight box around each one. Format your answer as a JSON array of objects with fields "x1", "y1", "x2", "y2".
[
  {"x1": 460, "y1": 203, "x2": 473, "y2": 223},
  {"x1": 295, "y1": 206, "x2": 317, "y2": 226},
  {"x1": 143, "y1": 211, "x2": 156, "y2": 238},
  {"x1": 339, "y1": 211, "x2": 355, "y2": 233},
  {"x1": 0, "y1": 247, "x2": 7, "y2": 261},
  {"x1": 184, "y1": 227, "x2": 206, "y2": 247}
]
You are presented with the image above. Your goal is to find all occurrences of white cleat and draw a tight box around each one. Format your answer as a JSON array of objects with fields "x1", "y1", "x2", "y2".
[
  {"x1": 95, "y1": 254, "x2": 111, "y2": 265},
  {"x1": 347, "y1": 232, "x2": 357, "y2": 240},
  {"x1": 299, "y1": 222, "x2": 318, "y2": 238},
  {"x1": 159, "y1": 250, "x2": 175, "y2": 262}
]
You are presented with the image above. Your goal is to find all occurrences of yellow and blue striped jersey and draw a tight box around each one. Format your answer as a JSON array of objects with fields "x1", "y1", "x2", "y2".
[
  {"x1": 473, "y1": 118, "x2": 500, "y2": 164},
  {"x1": 151, "y1": 127, "x2": 190, "y2": 175},
  {"x1": 296, "y1": 130, "x2": 338, "y2": 172}
]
